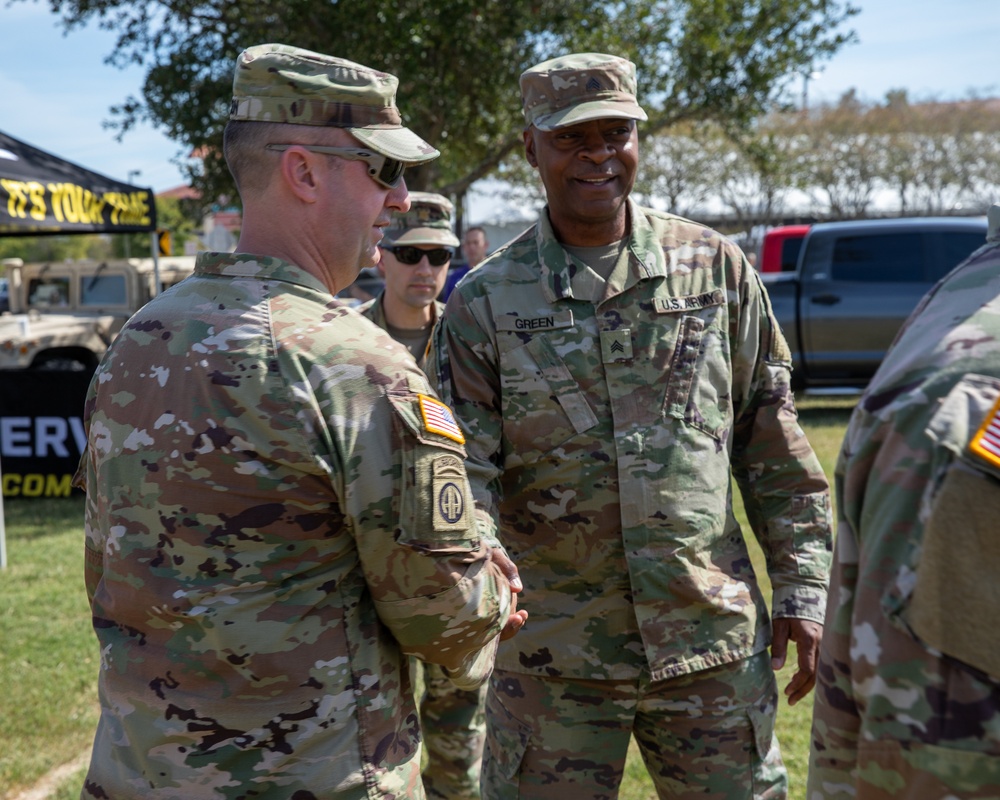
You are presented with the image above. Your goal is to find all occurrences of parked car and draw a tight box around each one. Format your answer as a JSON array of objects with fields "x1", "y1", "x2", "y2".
[
  {"x1": 0, "y1": 256, "x2": 196, "y2": 371},
  {"x1": 763, "y1": 216, "x2": 989, "y2": 391},
  {"x1": 758, "y1": 224, "x2": 810, "y2": 273}
]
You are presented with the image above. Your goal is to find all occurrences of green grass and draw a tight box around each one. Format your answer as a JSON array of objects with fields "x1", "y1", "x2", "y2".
[
  {"x1": 0, "y1": 496, "x2": 96, "y2": 799},
  {"x1": 1, "y1": 395, "x2": 856, "y2": 799}
]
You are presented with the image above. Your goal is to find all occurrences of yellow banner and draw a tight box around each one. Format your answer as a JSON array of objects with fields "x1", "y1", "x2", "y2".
[{"x1": 1, "y1": 178, "x2": 152, "y2": 230}]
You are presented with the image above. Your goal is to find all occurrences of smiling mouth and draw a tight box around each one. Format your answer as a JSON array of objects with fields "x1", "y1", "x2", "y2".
[{"x1": 577, "y1": 175, "x2": 616, "y2": 185}]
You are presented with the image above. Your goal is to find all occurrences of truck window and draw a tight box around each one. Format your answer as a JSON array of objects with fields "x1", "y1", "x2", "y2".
[
  {"x1": 830, "y1": 233, "x2": 924, "y2": 283},
  {"x1": 931, "y1": 232, "x2": 988, "y2": 281},
  {"x1": 80, "y1": 274, "x2": 128, "y2": 306},
  {"x1": 781, "y1": 237, "x2": 804, "y2": 272},
  {"x1": 28, "y1": 277, "x2": 71, "y2": 308}
]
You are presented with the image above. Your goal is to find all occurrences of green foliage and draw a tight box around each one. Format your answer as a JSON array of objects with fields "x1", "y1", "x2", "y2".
[
  {"x1": 110, "y1": 194, "x2": 199, "y2": 257},
  {"x1": 23, "y1": 0, "x2": 857, "y2": 204},
  {"x1": 0, "y1": 233, "x2": 106, "y2": 264}
]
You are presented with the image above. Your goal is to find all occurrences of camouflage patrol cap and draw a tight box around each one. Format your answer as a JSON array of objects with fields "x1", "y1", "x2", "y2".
[
  {"x1": 230, "y1": 43, "x2": 439, "y2": 165},
  {"x1": 520, "y1": 52, "x2": 648, "y2": 131},
  {"x1": 385, "y1": 191, "x2": 461, "y2": 247}
]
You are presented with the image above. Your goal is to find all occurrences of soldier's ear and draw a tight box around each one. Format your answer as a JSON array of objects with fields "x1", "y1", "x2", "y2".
[
  {"x1": 279, "y1": 146, "x2": 322, "y2": 204},
  {"x1": 523, "y1": 128, "x2": 538, "y2": 169}
]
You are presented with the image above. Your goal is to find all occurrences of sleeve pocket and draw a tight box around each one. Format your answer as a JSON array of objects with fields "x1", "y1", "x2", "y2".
[
  {"x1": 387, "y1": 391, "x2": 479, "y2": 553},
  {"x1": 906, "y1": 374, "x2": 1000, "y2": 681},
  {"x1": 906, "y1": 460, "x2": 1000, "y2": 682}
]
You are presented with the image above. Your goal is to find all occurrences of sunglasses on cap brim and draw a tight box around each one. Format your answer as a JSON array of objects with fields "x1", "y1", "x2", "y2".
[{"x1": 265, "y1": 144, "x2": 405, "y2": 189}]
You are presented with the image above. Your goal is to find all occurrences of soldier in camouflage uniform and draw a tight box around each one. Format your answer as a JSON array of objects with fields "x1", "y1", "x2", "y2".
[
  {"x1": 807, "y1": 206, "x2": 1000, "y2": 799},
  {"x1": 359, "y1": 193, "x2": 489, "y2": 798},
  {"x1": 431, "y1": 53, "x2": 833, "y2": 798},
  {"x1": 359, "y1": 192, "x2": 456, "y2": 370},
  {"x1": 75, "y1": 43, "x2": 526, "y2": 800}
]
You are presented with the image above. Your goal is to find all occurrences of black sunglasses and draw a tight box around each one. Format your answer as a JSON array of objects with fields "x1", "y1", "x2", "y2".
[
  {"x1": 265, "y1": 144, "x2": 405, "y2": 189},
  {"x1": 388, "y1": 246, "x2": 452, "y2": 266}
]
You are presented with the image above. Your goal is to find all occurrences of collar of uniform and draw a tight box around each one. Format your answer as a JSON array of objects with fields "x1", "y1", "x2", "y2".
[
  {"x1": 194, "y1": 251, "x2": 331, "y2": 295},
  {"x1": 532, "y1": 198, "x2": 667, "y2": 303},
  {"x1": 362, "y1": 291, "x2": 443, "y2": 329}
]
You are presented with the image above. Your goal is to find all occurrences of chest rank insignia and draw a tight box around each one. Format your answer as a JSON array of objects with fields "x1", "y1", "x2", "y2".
[
  {"x1": 418, "y1": 394, "x2": 466, "y2": 444},
  {"x1": 600, "y1": 328, "x2": 632, "y2": 362},
  {"x1": 969, "y1": 395, "x2": 1000, "y2": 469},
  {"x1": 433, "y1": 455, "x2": 468, "y2": 531}
]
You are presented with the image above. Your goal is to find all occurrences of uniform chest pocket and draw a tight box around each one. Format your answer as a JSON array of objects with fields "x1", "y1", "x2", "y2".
[
  {"x1": 498, "y1": 333, "x2": 598, "y2": 465},
  {"x1": 656, "y1": 297, "x2": 731, "y2": 441}
]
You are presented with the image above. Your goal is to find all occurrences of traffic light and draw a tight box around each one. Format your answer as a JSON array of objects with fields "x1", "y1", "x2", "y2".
[{"x1": 157, "y1": 229, "x2": 172, "y2": 256}]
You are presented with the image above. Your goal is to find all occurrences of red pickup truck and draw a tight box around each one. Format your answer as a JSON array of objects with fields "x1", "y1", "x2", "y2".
[{"x1": 758, "y1": 224, "x2": 810, "y2": 273}]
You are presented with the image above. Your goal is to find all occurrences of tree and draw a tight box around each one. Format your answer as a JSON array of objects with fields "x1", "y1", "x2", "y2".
[
  {"x1": 633, "y1": 120, "x2": 724, "y2": 218},
  {"x1": 797, "y1": 90, "x2": 883, "y2": 217},
  {"x1": 0, "y1": 233, "x2": 103, "y2": 264},
  {"x1": 716, "y1": 122, "x2": 801, "y2": 231},
  {"x1": 28, "y1": 0, "x2": 858, "y2": 210}
]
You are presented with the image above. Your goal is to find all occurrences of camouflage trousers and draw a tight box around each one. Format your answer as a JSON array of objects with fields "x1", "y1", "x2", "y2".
[
  {"x1": 481, "y1": 651, "x2": 786, "y2": 800},
  {"x1": 417, "y1": 660, "x2": 488, "y2": 799}
]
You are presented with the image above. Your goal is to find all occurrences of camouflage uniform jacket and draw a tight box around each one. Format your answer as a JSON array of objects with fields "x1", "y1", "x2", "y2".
[
  {"x1": 432, "y1": 200, "x2": 832, "y2": 682},
  {"x1": 808, "y1": 233, "x2": 1000, "y2": 798},
  {"x1": 77, "y1": 251, "x2": 511, "y2": 799},
  {"x1": 357, "y1": 292, "x2": 444, "y2": 371}
]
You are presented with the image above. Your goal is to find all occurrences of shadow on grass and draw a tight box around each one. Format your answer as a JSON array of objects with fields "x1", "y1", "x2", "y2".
[{"x1": 794, "y1": 394, "x2": 860, "y2": 428}]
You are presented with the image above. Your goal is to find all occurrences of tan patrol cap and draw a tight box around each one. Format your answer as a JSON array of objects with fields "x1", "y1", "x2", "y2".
[
  {"x1": 230, "y1": 43, "x2": 439, "y2": 165},
  {"x1": 386, "y1": 192, "x2": 460, "y2": 247},
  {"x1": 520, "y1": 52, "x2": 648, "y2": 131}
]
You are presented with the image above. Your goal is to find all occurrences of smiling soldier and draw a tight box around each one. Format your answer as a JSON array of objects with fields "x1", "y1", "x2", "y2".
[{"x1": 431, "y1": 52, "x2": 833, "y2": 799}]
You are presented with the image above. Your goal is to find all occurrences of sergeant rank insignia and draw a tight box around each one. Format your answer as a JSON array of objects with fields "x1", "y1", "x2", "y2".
[
  {"x1": 418, "y1": 394, "x2": 466, "y2": 444},
  {"x1": 969, "y1": 394, "x2": 1000, "y2": 469}
]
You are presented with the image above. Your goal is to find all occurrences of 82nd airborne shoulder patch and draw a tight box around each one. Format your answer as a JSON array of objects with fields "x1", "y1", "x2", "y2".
[{"x1": 433, "y1": 454, "x2": 469, "y2": 531}]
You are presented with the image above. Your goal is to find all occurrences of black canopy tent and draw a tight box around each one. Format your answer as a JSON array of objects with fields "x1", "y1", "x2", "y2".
[
  {"x1": 0, "y1": 130, "x2": 160, "y2": 567},
  {"x1": 0, "y1": 129, "x2": 157, "y2": 235}
]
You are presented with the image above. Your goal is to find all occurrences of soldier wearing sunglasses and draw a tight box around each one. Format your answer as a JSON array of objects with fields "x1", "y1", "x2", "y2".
[
  {"x1": 75, "y1": 43, "x2": 525, "y2": 800},
  {"x1": 359, "y1": 192, "x2": 457, "y2": 371},
  {"x1": 359, "y1": 193, "x2": 487, "y2": 798}
]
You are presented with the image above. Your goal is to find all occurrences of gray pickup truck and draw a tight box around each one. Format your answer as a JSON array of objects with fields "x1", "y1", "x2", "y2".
[{"x1": 762, "y1": 216, "x2": 989, "y2": 391}]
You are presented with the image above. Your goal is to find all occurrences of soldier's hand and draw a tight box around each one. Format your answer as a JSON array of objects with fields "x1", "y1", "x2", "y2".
[
  {"x1": 490, "y1": 547, "x2": 528, "y2": 640},
  {"x1": 771, "y1": 617, "x2": 823, "y2": 706}
]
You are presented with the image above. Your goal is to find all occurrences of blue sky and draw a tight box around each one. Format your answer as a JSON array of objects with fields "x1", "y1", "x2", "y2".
[{"x1": 2, "y1": 0, "x2": 998, "y2": 195}]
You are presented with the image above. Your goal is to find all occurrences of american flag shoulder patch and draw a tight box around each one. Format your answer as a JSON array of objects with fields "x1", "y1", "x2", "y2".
[
  {"x1": 418, "y1": 394, "x2": 466, "y2": 444},
  {"x1": 969, "y1": 394, "x2": 1000, "y2": 469}
]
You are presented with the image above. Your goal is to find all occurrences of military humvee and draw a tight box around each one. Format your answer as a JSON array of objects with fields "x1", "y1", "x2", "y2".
[{"x1": 0, "y1": 255, "x2": 196, "y2": 371}]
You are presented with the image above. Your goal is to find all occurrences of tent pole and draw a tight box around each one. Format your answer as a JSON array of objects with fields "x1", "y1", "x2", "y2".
[
  {"x1": 0, "y1": 455, "x2": 7, "y2": 569},
  {"x1": 151, "y1": 232, "x2": 162, "y2": 294}
]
